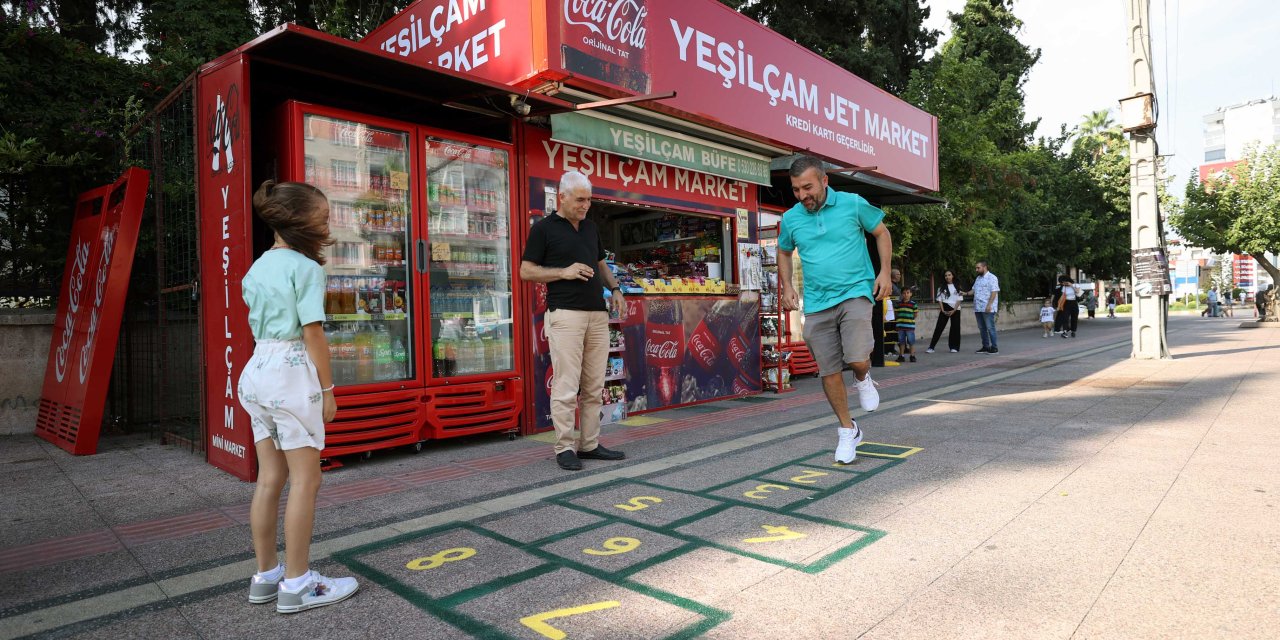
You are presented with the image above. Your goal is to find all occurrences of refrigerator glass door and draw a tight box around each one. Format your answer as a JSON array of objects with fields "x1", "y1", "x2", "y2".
[
  {"x1": 303, "y1": 114, "x2": 414, "y2": 387},
  {"x1": 424, "y1": 138, "x2": 513, "y2": 377}
]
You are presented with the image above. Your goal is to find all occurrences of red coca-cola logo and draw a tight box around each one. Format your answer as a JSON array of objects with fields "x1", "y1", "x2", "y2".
[
  {"x1": 732, "y1": 372, "x2": 756, "y2": 395},
  {"x1": 645, "y1": 322, "x2": 683, "y2": 366},
  {"x1": 545, "y1": 365, "x2": 555, "y2": 392},
  {"x1": 688, "y1": 321, "x2": 719, "y2": 371},
  {"x1": 727, "y1": 333, "x2": 749, "y2": 374},
  {"x1": 562, "y1": 0, "x2": 648, "y2": 51}
]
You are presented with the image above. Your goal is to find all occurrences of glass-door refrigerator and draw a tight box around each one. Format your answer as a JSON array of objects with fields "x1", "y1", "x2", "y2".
[
  {"x1": 276, "y1": 103, "x2": 426, "y2": 457},
  {"x1": 419, "y1": 134, "x2": 523, "y2": 438}
]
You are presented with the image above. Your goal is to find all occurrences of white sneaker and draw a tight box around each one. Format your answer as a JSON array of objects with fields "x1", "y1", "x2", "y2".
[
  {"x1": 276, "y1": 571, "x2": 359, "y2": 614},
  {"x1": 925, "y1": 348, "x2": 935, "y2": 353},
  {"x1": 835, "y1": 424, "x2": 864, "y2": 464},
  {"x1": 854, "y1": 373, "x2": 879, "y2": 411},
  {"x1": 248, "y1": 566, "x2": 285, "y2": 604},
  {"x1": 949, "y1": 349, "x2": 958, "y2": 353}
]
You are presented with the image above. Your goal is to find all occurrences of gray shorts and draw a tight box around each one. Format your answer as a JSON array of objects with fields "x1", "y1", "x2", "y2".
[{"x1": 803, "y1": 297, "x2": 874, "y2": 377}]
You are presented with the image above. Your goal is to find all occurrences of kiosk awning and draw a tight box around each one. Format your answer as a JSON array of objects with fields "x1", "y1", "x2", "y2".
[
  {"x1": 216, "y1": 24, "x2": 575, "y2": 117},
  {"x1": 769, "y1": 155, "x2": 946, "y2": 207}
]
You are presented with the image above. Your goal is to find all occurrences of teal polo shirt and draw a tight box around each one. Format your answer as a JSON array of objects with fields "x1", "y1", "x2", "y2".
[{"x1": 778, "y1": 187, "x2": 885, "y2": 313}]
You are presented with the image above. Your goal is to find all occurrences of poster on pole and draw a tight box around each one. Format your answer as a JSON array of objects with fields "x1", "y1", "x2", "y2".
[{"x1": 1132, "y1": 247, "x2": 1173, "y2": 297}]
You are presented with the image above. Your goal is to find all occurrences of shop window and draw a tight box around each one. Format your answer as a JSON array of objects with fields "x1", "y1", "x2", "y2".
[
  {"x1": 1204, "y1": 148, "x2": 1226, "y2": 162},
  {"x1": 592, "y1": 203, "x2": 735, "y2": 294}
]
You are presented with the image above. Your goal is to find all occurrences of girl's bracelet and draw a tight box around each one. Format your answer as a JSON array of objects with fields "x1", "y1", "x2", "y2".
[{"x1": 321, "y1": 384, "x2": 335, "y2": 392}]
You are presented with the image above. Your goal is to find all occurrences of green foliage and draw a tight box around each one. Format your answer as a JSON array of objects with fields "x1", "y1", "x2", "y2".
[
  {"x1": 0, "y1": 17, "x2": 144, "y2": 303},
  {"x1": 718, "y1": 0, "x2": 939, "y2": 94},
  {"x1": 1170, "y1": 143, "x2": 1280, "y2": 317}
]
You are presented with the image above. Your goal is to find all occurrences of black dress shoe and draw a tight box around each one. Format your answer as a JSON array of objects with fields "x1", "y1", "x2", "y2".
[
  {"x1": 577, "y1": 445, "x2": 625, "y2": 461},
  {"x1": 557, "y1": 450, "x2": 582, "y2": 470}
]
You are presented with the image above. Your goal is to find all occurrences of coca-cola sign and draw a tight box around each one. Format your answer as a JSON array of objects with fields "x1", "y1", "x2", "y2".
[
  {"x1": 562, "y1": 0, "x2": 648, "y2": 52},
  {"x1": 644, "y1": 336, "x2": 679, "y2": 363}
]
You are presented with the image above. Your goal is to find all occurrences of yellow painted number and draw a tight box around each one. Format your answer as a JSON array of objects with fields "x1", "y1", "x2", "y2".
[
  {"x1": 743, "y1": 483, "x2": 791, "y2": 499},
  {"x1": 789, "y1": 470, "x2": 829, "y2": 484},
  {"x1": 405, "y1": 547, "x2": 476, "y2": 571},
  {"x1": 743, "y1": 525, "x2": 808, "y2": 544},
  {"x1": 521, "y1": 600, "x2": 621, "y2": 640},
  {"x1": 613, "y1": 496, "x2": 663, "y2": 511},
  {"x1": 583, "y1": 537, "x2": 642, "y2": 556}
]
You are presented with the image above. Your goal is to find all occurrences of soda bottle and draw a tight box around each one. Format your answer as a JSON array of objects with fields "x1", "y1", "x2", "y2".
[
  {"x1": 335, "y1": 326, "x2": 355, "y2": 385},
  {"x1": 727, "y1": 301, "x2": 760, "y2": 394},
  {"x1": 341, "y1": 277, "x2": 357, "y2": 314},
  {"x1": 373, "y1": 324, "x2": 393, "y2": 381},
  {"x1": 433, "y1": 338, "x2": 446, "y2": 377},
  {"x1": 686, "y1": 301, "x2": 735, "y2": 373},
  {"x1": 645, "y1": 299, "x2": 684, "y2": 407},
  {"x1": 355, "y1": 323, "x2": 375, "y2": 382},
  {"x1": 324, "y1": 276, "x2": 340, "y2": 315},
  {"x1": 444, "y1": 336, "x2": 458, "y2": 377},
  {"x1": 392, "y1": 335, "x2": 408, "y2": 378}
]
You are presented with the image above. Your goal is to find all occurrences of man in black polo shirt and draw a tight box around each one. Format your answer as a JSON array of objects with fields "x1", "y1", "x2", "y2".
[{"x1": 520, "y1": 170, "x2": 627, "y2": 470}]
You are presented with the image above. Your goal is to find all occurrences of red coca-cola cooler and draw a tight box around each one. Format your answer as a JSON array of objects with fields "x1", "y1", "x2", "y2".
[{"x1": 273, "y1": 101, "x2": 524, "y2": 457}]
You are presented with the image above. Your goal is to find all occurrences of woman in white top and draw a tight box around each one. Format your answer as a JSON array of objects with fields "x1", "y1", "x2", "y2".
[
  {"x1": 1057, "y1": 277, "x2": 1082, "y2": 338},
  {"x1": 926, "y1": 269, "x2": 963, "y2": 353}
]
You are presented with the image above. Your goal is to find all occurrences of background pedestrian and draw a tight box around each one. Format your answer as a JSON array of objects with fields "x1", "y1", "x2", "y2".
[{"x1": 926, "y1": 269, "x2": 963, "y2": 353}]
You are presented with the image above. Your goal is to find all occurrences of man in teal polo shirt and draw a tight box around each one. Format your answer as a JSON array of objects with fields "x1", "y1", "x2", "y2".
[{"x1": 778, "y1": 156, "x2": 893, "y2": 464}]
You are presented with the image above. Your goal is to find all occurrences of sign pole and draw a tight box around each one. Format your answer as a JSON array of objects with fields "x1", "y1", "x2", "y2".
[{"x1": 1121, "y1": 0, "x2": 1171, "y2": 360}]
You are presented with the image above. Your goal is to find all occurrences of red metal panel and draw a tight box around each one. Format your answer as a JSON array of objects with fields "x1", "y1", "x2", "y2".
[
  {"x1": 420, "y1": 380, "x2": 523, "y2": 439},
  {"x1": 36, "y1": 168, "x2": 150, "y2": 455},
  {"x1": 359, "y1": 0, "x2": 540, "y2": 85},
  {"x1": 197, "y1": 57, "x2": 257, "y2": 480}
]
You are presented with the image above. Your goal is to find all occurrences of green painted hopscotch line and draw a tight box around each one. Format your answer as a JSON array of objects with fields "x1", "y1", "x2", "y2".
[
  {"x1": 547, "y1": 478, "x2": 887, "y2": 575},
  {"x1": 332, "y1": 520, "x2": 729, "y2": 640},
  {"x1": 329, "y1": 443, "x2": 922, "y2": 636}
]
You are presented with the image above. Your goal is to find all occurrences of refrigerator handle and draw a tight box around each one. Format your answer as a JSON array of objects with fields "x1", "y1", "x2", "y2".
[{"x1": 416, "y1": 238, "x2": 428, "y2": 273}]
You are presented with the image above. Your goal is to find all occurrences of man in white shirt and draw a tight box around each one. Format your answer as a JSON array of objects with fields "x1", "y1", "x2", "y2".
[{"x1": 966, "y1": 261, "x2": 1000, "y2": 354}]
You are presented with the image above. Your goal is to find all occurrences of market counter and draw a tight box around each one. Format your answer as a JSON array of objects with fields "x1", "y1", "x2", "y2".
[{"x1": 528, "y1": 294, "x2": 761, "y2": 432}]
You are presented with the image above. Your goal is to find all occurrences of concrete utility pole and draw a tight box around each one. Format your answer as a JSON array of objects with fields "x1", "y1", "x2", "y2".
[{"x1": 1120, "y1": 0, "x2": 1171, "y2": 359}]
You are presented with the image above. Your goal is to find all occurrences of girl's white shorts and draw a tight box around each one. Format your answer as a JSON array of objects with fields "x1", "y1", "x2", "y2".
[{"x1": 237, "y1": 339, "x2": 325, "y2": 451}]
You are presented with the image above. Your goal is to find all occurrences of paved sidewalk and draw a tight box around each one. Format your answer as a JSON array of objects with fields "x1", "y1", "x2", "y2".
[{"x1": 2, "y1": 315, "x2": 1277, "y2": 638}]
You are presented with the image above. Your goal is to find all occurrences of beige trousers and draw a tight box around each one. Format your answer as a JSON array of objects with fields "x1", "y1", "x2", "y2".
[{"x1": 545, "y1": 309, "x2": 610, "y2": 454}]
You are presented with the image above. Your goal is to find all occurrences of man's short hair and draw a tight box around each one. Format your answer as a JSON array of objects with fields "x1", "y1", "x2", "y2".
[
  {"x1": 788, "y1": 155, "x2": 827, "y2": 178},
  {"x1": 976, "y1": 260, "x2": 988, "y2": 268},
  {"x1": 559, "y1": 170, "x2": 592, "y2": 195}
]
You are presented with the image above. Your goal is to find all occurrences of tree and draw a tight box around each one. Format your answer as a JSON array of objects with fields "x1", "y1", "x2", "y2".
[
  {"x1": 894, "y1": 0, "x2": 1041, "y2": 296},
  {"x1": 719, "y1": 0, "x2": 939, "y2": 94},
  {"x1": 1169, "y1": 143, "x2": 1280, "y2": 320}
]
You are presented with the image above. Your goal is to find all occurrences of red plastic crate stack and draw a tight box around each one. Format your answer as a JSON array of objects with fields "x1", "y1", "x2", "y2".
[{"x1": 782, "y1": 342, "x2": 819, "y2": 376}]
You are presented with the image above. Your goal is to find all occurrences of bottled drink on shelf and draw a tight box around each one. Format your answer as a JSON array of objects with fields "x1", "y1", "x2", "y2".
[
  {"x1": 373, "y1": 324, "x2": 393, "y2": 380},
  {"x1": 392, "y1": 335, "x2": 408, "y2": 379},
  {"x1": 355, "y1": 323, "x2": 375, "y2": 382},
  {"x1": 340, "y1": 277, "x2": 357, "y2": 315},
  {"x1": 325, "y1": 277, "x2": 340, "y2": 315},
  {"x1": 336, "y1": 325, "x2": 356, "y2": 385}
]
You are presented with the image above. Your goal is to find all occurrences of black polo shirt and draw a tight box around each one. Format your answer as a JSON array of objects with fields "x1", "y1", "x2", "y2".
[{"x1": 522, "y1": 213, "x2": 607, "y2": 312}]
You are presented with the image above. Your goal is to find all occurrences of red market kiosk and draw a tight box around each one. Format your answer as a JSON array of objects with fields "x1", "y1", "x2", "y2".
[{"x1": 191, "y1": 0, "x2": 939, "y2": 479}]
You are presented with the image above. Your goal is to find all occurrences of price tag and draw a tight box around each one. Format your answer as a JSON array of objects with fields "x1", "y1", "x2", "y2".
[{"x1": 390, "y1": 171, "x2": 409, "y2": 190}]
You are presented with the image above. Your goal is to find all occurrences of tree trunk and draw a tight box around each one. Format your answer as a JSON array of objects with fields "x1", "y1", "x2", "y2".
[{"x1": 1251, "y1": 252, "x2": 1280, "y2": 322}]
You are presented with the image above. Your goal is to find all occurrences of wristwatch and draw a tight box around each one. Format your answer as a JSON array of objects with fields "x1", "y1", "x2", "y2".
[{"x1": 610, "y1": 286, "x2": 621, "y2": 293}]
